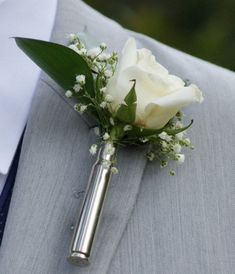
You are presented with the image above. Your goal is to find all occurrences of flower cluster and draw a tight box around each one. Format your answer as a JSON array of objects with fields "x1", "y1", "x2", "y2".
[
  {"x1": 66, "y1": 34, "x2": 119, "y2": 135},
  {"x1": 146, "y1": 112, "x2": 194, "y2": 174},
  {"x1": 66, "y1": 33, "x2": 201, "y2": 174}
]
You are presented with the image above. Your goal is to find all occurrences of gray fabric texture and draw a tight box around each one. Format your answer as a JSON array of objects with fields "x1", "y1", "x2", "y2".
[{"x1": 0, "y1": 1, "x2": 235, "y2": 274}]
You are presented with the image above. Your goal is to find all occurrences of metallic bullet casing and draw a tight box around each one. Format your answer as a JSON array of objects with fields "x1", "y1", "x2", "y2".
[{"x1": 68, "y1": 143, "x2": 116, "y2": 266}]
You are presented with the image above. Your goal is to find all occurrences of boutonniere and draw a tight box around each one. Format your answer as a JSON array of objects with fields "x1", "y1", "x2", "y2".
[{"x1": 15, "y1": 33, "x2": 203, "y2": 266}]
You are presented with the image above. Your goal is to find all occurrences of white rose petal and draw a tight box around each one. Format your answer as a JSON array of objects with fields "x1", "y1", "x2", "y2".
[
  {"x1": 105, "y1": 38, "x2": 203, "y2": 129},
  {"x1": 145, "y1": 84, "x2": 203, "y2": 128}
]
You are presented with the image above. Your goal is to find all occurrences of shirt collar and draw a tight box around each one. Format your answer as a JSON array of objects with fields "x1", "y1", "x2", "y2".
[{"x1": 0, "y1": 0, "x2": 58, "y2": 175}]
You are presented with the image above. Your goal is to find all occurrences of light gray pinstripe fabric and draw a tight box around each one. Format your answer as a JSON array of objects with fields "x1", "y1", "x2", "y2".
[{"x1": 0, "y1": 1, "x2": 234, "y2": 274}]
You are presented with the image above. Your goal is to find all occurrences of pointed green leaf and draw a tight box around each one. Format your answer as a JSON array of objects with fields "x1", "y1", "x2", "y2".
[
  {"x1": 14, "y1": 37, "x2": 94, "y2": 96},
  {"x1": 110, "y1": 124, "x2": 125, "y2": 141},
  {"x1": 165, "y1": 120, "x2": 193, "y2": 135},
  {"x1": 116, "y1": 81, "x2": 137, "y2": 123},
  {"x1": 126, "y1": 120, "x2": 193, "y2": 138},
  {"x1": 95, "y1": 73, "x2": 104, "y2": 102},
  {"x1": 127, "y1": 126, "x2": 164, "y2": 138}
]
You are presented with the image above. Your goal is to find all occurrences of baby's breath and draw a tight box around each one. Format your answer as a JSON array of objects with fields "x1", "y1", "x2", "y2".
[{"x1": 67, "y1": 35, "x2": 195, "y2": 175}]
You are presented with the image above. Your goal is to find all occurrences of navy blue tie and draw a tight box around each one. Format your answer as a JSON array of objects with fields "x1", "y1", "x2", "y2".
[{"x1": 0, "y1": 133, "x2": 24, "y2": 246}]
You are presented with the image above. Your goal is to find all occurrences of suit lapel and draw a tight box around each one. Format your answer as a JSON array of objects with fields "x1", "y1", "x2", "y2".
[{"x1": 0, "y1": 1, "x2": 147, "y2": 273}]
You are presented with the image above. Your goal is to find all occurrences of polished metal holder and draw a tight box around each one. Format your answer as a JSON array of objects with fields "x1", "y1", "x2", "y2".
[{"x1": 68, "y1": 142, "x2": 116, "y2": 266}]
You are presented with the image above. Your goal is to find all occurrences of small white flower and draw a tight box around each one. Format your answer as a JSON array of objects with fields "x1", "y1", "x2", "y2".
[
  {"x1": 176, "y1": 132, "x2": 184, "y2": 140},
  {"x1": 103, "y1": 133, "x2": 110, "y2": 141},
  {"x1": 68, "y1": 33, "x2": 77, "y2": 42},
  {"x1": 93, "y1": 127, "x2": 100, "y2": 136},
  {"x1": 147, "y1": 152, "x2": 155, "y2": 161},
  {"x1": 105, "y1": 143, "x2": 115, "y2": 155},
  {"x1": 158, "y1": 131, "x2": 172, "y2": 142},
  {"x1": 87, "y1": 47, "x2": 101, "y2": 58},
  {"x1": 173, "y1": 143, "x2": 182, "y2": 153},
  {"x1": 105, "y1": 94, "x2": 113, "y2": 103},
  {"x1": 76, "y1": 74, "x2": 86, "y2": 85},
  {"x1": 99, "y1": 101, "x2": 107, "y2": 109},
  {"x1": 104, "y1": 69, "x2": 112, "y2": 78},
  {"x1": 77, "y1": 48, "x2": 87, "y2": 55},
  {"x1": 160, "y1": 160, "x2": 168, "y2": 168},
  {"x1": 169, "y1": 170, "x2": 176, "y2": 176},
  {"x1": 79, "y1": 105, "x2": 87, "y2": 113},
  {"x1": 176, "y1": 154, "x2": 185, "y2": 164},
  {"x1": 69, "y1": 44, "x2": 79, "y2": 53},
  {"x1": 184, "y1": 138, "x2": 191, "y2": 146},
  {"x1": 100, "y1": 42, "x2": 107, "y2": 50},
  {"x1": 65, "y1": 90, "x2": 73, "y2": 98},
  {"x1": 102, "y1": 160, "x2": 111, "y2": 169},
  {"x1": 73, "y1": 83, "x2": 81, "y2": 93},
  {"x1": 140, "y1": 137, "x2": 149, "y2": 143},
  {"x1": 111, "y1": 167, "x2": 118, "y2": 174},
  {"x1": 92, "y1": 60, "x2": 103, "y2": 71},
  {"x1": 110, "y1": 117, "x2": 115, "y2": 125},
  {"x1": 74, "y1": 104, "x2": 80, "y2": 112},
  {"x1": 98, "y1": 52, "x2": 111, "y2": 61},
  {"x1": 161, "y1": 141, "x2": 168, "y2": 148},
  {"x1": 100, "y1": 87, "x2": 107, "y2": 93},
  {"x1": 89, "y1": 144, "x2": 98, "y2": 155},
  {"x1": 175, "y1": 121, "x2": 183, "y2": 128},
  {"x1": 124, "y1": 125, "x2": 132, "y2": 131}
]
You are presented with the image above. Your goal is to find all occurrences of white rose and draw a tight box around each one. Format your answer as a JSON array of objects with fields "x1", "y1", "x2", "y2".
[{"x1": 106, "y1": 38, "x2": 203, "y2": 129}]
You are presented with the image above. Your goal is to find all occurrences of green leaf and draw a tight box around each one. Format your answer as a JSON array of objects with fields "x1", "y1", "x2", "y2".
[
  {"x1": 14, "y1": 37, "x2": 95, "y2": 96},
  {"x1": 165, "y1": 119, "x2": 193, "y2": 135},
  {"x1": 126, "y1": 120, "x2": 193, "y2": 138},
  {"x1": 110, "y1": 124, "x2": 125, "y2": 142},
  {"x1": 95, "y1": 73, "x2": 104, "y2": 101},
  {"x1": 127, "y1": 126, "x2": 164, "y2": 138},
  {"x1": 116, "y1": 80, "x2": 137, "y2": 124}
]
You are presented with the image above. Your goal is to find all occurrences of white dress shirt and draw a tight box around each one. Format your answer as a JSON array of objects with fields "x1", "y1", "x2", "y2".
[{"x1": 0, "y1": 0, "x2": 58, "y2": 194}]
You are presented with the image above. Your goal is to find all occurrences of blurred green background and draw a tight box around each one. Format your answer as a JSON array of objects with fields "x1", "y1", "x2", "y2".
[{"x1": 85, "y1": 0, "x2": 235, "y2": 71}]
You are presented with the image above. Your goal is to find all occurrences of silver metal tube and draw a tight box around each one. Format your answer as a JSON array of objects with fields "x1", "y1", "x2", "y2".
[{"x1": 68, "y1": 142, "x2": 116, "y2": 266}]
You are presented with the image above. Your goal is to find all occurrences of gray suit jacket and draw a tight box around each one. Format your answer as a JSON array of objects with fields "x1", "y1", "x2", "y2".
[{"x1": 0, "y1": 1, "x2": 234, "y2": 273}]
